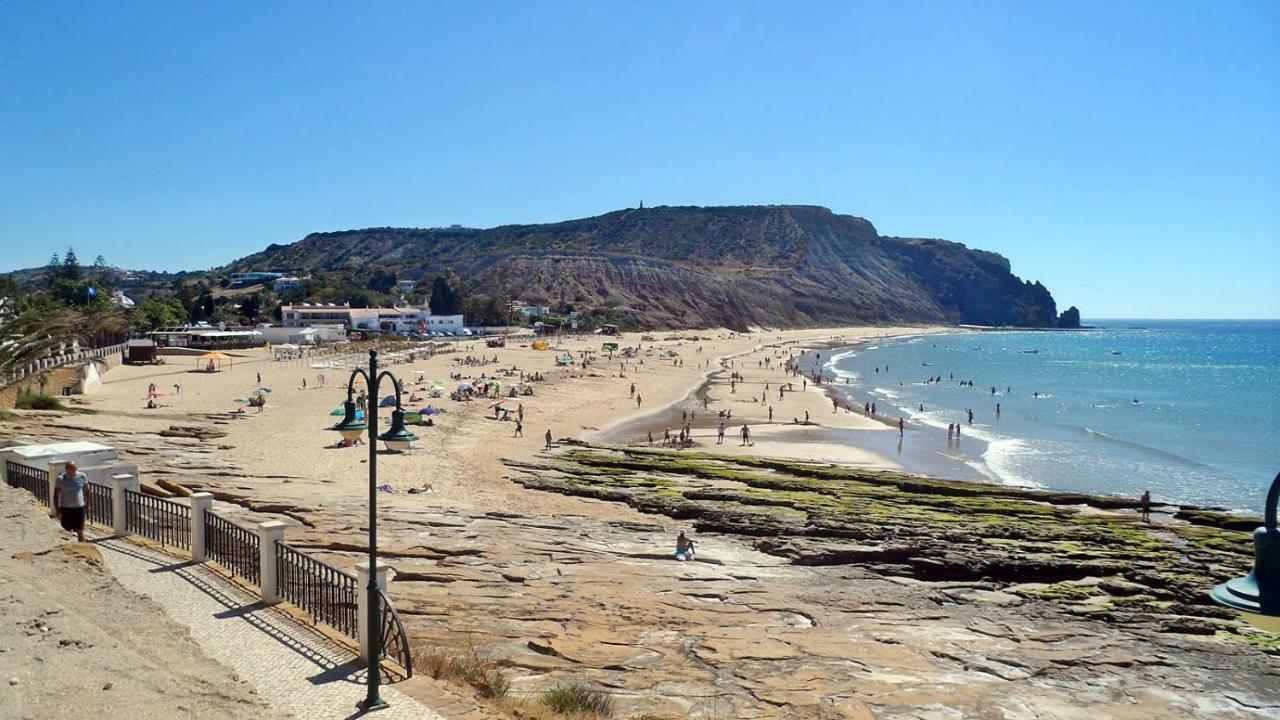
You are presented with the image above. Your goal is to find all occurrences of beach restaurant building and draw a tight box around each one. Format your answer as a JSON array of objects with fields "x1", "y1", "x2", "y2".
[
  {"x1": 148, "y1": 325, "x2": 265, "y2": 350},
  {"x1": 280, "y1": 302, "x2": 465, "y2": 334}
]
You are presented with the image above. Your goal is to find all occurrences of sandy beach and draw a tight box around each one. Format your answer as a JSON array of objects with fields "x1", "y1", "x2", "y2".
[{"x1": 85, "y1": 326, "x2": 935, "y2": 516}]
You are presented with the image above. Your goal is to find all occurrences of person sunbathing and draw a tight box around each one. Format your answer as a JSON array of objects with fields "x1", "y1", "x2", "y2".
[{"x1": 675, "y1": 532, "x2": 696, "y2": 560}]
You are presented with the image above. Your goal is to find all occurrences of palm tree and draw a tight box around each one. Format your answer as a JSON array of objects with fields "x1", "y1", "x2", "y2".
[{"x1": 0, "y1": 303, "x2": 127, "y2": 382}]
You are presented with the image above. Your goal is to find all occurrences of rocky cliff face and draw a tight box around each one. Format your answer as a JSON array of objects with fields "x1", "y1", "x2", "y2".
[{"x1": 229, "y1": 205, "x2": 1076, "y2": 330}]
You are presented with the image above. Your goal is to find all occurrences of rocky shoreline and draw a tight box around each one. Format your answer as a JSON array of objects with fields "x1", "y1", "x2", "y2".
[{"x1": 508, "y1": 444, "x2": 1275, "y2": 652}]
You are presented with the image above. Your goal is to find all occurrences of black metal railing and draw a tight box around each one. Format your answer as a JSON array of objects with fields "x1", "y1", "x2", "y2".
[
  {"x1": 85, "y1": 482, "x2": 112, "y2": 526},
  {"x1": 204, "y1": 511, "x2": 260, "y2": 585},
  {"x1": 124, "y1": 489, "x2": 190, "y2": 550},
  {"x1": 275, "y1": 542, "x2": 358, "y2": 639},
  {"x1": 378, "y1": 589, "x2": 414, "y2": 677},
  {"x1": 5, "y1": 460, "x2": 49, "y2": 506}
]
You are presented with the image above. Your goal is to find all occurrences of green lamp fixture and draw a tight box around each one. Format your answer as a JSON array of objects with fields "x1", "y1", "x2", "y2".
[
  {"x1": 1211, "y1": 470, "x2": 1280, "y2": 633},
  {"x1": 378, "y1": 408, "x2": 418, "y2": 452},
  {"x1": 331, "y1": 399, "x2": 368, "y2": 442}
]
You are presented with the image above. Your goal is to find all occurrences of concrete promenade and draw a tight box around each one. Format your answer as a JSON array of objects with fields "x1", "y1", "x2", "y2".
[{"x1": 95, "y1": 534, "x2": 446, "y2": 720}]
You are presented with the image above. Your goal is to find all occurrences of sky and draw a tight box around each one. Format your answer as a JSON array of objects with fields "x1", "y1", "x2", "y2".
[{"x1": 1, "y1": 2, "x2": 1277, "y2": 319}]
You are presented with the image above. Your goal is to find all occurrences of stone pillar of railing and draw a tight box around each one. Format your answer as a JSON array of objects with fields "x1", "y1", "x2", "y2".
[
  {"x1": 190, "y1": 493, "x2": 213, "y2": 562},
  {"x1": 258, "y1": 521, "x2": 286, "y2": 603},
  {"x1": 46, "y1": 461, "x2": 62, "y2": 508},
  {"x1": 356, "y1": 560, "x2": 396, "y2": 660},
  {"x1": 109, "y1": 474, "x2": 138, "y2": 537}
]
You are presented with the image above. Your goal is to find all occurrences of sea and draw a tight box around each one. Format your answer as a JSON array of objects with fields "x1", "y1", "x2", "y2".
[{"x1": 817, "y1": 320, "x2": 1280, "y2": 512}]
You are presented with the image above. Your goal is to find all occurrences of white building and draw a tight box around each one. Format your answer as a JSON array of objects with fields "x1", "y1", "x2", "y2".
[
  {"x1": 256, "y1": 324, "x2": 346, "y2": 345},
  {"x1": 396, "y1": 279, "x2": 417, "y2": 294},
  {"x1": 230, "y1": 271, "x2": 284, "y2": 287},
  {"x1": 273, "y1": 276, "x2": 304, "y2": 293},
  {"x1": 519, "y1": 305, "x2": 551, "y2": 318},
  {"x1": 280, "y1": 302, "x2": 465, "y2": 335}
]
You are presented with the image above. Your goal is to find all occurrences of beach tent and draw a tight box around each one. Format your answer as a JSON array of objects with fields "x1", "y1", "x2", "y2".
[
  {"x1": 273, "y1": 343, "x2": 300, "y2": 360},
  {"x1": 197, "y1": 351, "x2": 232, "y2": 372}
]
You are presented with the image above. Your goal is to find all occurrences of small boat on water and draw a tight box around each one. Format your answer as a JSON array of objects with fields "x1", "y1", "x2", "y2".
[
  {"x1": 1019, "y1": 349, "x2": 1039, "y2": 354},
  {"x1": 1111, "y1": 351, "x2": 1123, "y2": 355}
]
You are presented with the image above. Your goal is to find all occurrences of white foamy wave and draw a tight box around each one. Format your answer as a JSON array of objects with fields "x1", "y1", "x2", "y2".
[
  {"x1": 870, "y1": 387, "x2": 901, "y2": 401},
  {"x1": 827, "y1": 349, "x2": 858, "y2": 364},
  {"x1": 982, "y1": 438, "x2": 1044, "y2": 489}
]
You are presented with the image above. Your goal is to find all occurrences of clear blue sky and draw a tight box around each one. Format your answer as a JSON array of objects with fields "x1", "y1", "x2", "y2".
[{"x1": 2, "y1": 2, "x2": 1277, "y2": 318}]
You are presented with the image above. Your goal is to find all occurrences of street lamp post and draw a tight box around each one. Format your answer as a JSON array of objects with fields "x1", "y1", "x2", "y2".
[
  {"x1": 1211, "y1": 470, "x2": 1280, "y2": 633},
  {"x1": 330, "y1": 349, "x2": 419, "y2": 711}
]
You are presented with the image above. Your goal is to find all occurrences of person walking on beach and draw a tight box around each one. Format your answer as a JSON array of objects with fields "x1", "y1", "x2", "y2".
[
  {"x1": 996, "y1": 402, "x2": 1000, "y2": 417},
  {"x1": 630, "y1": 383, "x2": 635, "y2": 398},
  {"x1": 740, "y1": 423, "x2": 751, "y2": 446},
  {"x1": 871, "y1": 402, "x2": 876, "y2": 415},
  {"x1": 544, "y1": 429, "x2": 553, "y2": 450},
  {"x1": 947, "y1": 423, "x2": 954, "y2": 439},
  {"x1": 647, "y1": 431, "x2": 653, "y2": 446},
  {"x1": 636, "y1": 393, "x2": 642, "y2": 408},
  {"x1": 898, "y1": 417, "x2": 904, "y2": 437},
  {"x1": 514, "y1": 418, "x2": 523, "y2": 437},
  {"x1": 257, "y1": 372, "x2": 262, "y2": 385},
  {"x1": 1140, "y1": 490, "x2": 1152, "y2": 523},
  {"x1": 833, "y1": 398, "x2": 838, "y2": 413},
  {"x1": 53, "y1": 461, "x2": 89, "y2": 543},
  {"x1": 768, "y1": 406, "x2": 774, "y2": 422},
  {"x1": 717, "y1": 422, "x2": 726, "y2": 445}
]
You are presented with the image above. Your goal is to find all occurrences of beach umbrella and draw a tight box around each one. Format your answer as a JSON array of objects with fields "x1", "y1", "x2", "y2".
[
  {"x1": 457, "y1": 382, "x2": 472, "y2": 391},
  {"x1": 258, "y1": 386, "x2": 272, "y2": 393},
  {"x1": 420, "y1": 407, "x2": 442, "y2": 415},
  {"x1": 404, "y1": 411, "x2": 422, "y2": 424},
  {"x1": 147, "y1": 390, "x2": 165, "y2": 398},
  {"x1": 233, "y1": 397, "x2": 251, "y2": 405},
  {"x1": 329, "y1": 407, "x2": 348, "y2": 416},
  {"x1": 379, "y1": 395, "x2": 397, "y2": 407}
]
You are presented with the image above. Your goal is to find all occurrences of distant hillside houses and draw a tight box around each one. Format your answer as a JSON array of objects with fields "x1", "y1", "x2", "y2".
[
  {"x1": 272, "y1": 275, "x2": 306, "y2": 292},
  {"x1": 230, "y1": 271, "x2": 284, "y2": 287},
  {"x1": 280, "y1": 302, "x2": 466, "y2": 335}
]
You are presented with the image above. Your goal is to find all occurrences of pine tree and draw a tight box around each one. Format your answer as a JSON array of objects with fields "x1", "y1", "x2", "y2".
[
  {"x1": 62, "y1": 247, "x2": 83, "y2": 282},
  {"x1": 44, "y1": 253, "x2": 61, "y2": 289},
  {"x1": 92, "y1": 254, "x2": 113, "y2": 289}
]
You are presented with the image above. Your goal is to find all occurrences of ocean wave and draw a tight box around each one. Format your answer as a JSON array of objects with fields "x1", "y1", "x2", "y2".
[
  {"x1": 981, "y1": 439, "x2": 1044, "y2": 489},
  {"x1": 1081, "y1": 427, "x2": 1215, "y2": 470},
  {"x1": 870, "y1": 387, "x2": 901, "y2": 401}
]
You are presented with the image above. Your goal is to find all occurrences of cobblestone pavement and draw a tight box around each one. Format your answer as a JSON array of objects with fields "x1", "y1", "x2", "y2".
[{"x1": 95, "y1": 536, "x2": 445, "y2": 720}]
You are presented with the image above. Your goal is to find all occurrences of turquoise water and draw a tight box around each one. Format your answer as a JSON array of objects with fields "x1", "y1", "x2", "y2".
[{"x1": 822, "y1": 320, "x2": 1280, "y2": 511}]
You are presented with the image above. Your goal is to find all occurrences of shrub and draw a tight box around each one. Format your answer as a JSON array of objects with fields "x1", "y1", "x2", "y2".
[
  {"x1": 412, "y1": 641, "x2": 510, "y2": 700},
  {"x1": 540, "y1": 683, "x2": 616, "y2": 718},
  {"x1": 15, "y1": 391, "x2": 66, "y2": 411}
]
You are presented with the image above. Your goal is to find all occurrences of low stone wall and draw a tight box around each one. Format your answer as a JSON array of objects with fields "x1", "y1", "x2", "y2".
[{"x1": 0, "y1": 364, "x2": 83, "y2": 408}]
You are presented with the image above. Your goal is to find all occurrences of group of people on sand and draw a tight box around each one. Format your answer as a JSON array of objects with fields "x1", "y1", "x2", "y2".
[{"x1": 456, "y1": 354, "x2": 500, "y2": 367}]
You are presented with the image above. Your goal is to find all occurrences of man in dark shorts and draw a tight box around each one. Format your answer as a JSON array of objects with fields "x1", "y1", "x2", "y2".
[{"x1": 53, "y1": 460, "x2": 89, "y2": 542}]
